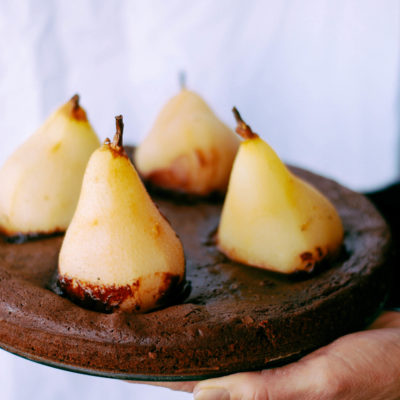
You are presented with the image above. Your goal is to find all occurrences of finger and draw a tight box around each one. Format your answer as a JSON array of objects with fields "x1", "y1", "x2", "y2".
[
  {"x1": 128, "y1": 380, "x2": 197, "y2": 393},
  {"x1": 193, "y1": 325, "x2": 400, "y2": 400},
  {"x1": 368, "y1": 311, "x2": 400, "y2": 329},
  {"x1": 192, "y1": 359, "x2": 329, "y2": 400}
]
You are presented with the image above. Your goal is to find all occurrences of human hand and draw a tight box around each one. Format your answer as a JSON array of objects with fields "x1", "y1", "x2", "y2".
[
  {"x1": 190, "y1": 311, "x2": 400, "y2": 400},
  {"x1": 133, "y1": 311, "x2": 400, "y2": 399}
]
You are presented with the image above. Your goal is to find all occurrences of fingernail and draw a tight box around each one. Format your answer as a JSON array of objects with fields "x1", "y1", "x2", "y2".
[{"x1": 194, "y1": 387, "x2": 230, "y2": 400}]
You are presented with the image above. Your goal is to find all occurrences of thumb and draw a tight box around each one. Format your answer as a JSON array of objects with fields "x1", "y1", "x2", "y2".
[
  {"x1": 192, "y1": 359, "x2": 329, "y2": 400},
  {"x1": 192, "y1": 323, "x2": 400, "y2": 400}
]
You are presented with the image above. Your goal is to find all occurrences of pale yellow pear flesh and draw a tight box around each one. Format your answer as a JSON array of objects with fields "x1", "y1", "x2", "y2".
[
  {"x1": 58, "y1": 134, "x2": 185, "y2": 312},
  {"x1": 135, "y1": 89, "x2": 240, "y2": 195},
  {"x1": 0, "y1": 96, "x2": 100, "y2": 237},
  {"x1": 218, "y1": 136, "x2": 344, "y2": 274}
]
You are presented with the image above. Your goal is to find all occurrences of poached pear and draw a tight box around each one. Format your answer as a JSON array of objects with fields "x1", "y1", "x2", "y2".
[
  {"x1": 135, "y1": 83, "x2": 240, "y2": 196},
  {"x1": 0, "y1": 95, "x2": 100, "y2": 238},
  {"x1": 58, "y1": 116, "x2": 185, "y2": 312},
  {"x1": 217, "y1": 108, "x2": 344, "y2": 274}
]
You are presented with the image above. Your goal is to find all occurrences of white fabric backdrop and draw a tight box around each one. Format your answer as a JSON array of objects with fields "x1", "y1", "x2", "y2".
[{"x1": 0, "y1": 1, "x2": 399, "y2": 399}]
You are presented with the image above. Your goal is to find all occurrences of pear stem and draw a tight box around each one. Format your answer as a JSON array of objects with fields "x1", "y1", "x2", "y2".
[
  {"x1": 71, "y1": 94, "x2": 80, "y2": 111},
  {"x1": 179, "y1": 71, "x2": 186, "y2": 90},
  {"x1": 112, "y1": 115, "x2": 124, "y2": 149},
  {"x1": 232, "y1": 107, "x2": 258, "y2": 140}
]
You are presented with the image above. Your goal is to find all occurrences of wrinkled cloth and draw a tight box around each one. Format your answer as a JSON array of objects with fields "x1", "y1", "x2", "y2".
[{"x1": 0, "y1": 0, "x2": 398, "y2": 191}]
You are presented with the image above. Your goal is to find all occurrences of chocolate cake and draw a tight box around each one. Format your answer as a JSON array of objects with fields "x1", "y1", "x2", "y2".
[{"x1": 0, "y1": 166, "x2": 392, "y2": 380}]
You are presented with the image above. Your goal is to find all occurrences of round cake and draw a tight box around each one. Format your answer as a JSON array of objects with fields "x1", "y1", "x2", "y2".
[{"x1": 0, "y1": 166, "x2": 392, "y2": 380}]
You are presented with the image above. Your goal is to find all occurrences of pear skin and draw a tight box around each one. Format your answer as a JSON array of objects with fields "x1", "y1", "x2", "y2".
[
  {"x1": 58, "y1": 116, "x2": 185, "y2": 312},
  {"x1": 217, "y1": 108, "x2": 344, "y2": 274},
  {"x1": 0, "y1": 95, "x2": 100, "y2": 238},
  {"x1": 135, "y1": 88, "x2": 240, "y2": 196}
]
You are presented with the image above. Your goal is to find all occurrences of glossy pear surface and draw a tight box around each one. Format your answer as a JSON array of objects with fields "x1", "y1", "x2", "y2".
[
  {"x1": 0, "y1": 96, "x2": 100, "y2": 237},
  {"x1": 218, "y1": 114, "x2": 343, "y2": 274},
  {"x1": 58, "y1": 124, "x2": 185, "y2": 312},
  {"x1": 135, "y1": 89, "x2": 239, "y2": 195}
]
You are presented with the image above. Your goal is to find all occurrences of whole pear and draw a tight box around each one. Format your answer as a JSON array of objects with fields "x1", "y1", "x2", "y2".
[
  {"x1": 58, "y1": 116, "x2": 185, "y2": 312},
  {"x1": 0, "y1": 95, "x2": 100, "y2": 237},
  {"x1": 135, "y1": 85, "x2": 239, "y2": 196},
  {"x1": 217, "y1": 108, "x2": 344, "y2": 274}
]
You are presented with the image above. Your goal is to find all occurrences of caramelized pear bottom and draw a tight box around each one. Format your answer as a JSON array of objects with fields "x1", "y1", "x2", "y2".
[{"x1": 0, "y1": 167, "x2": 392, "y2": 380}]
